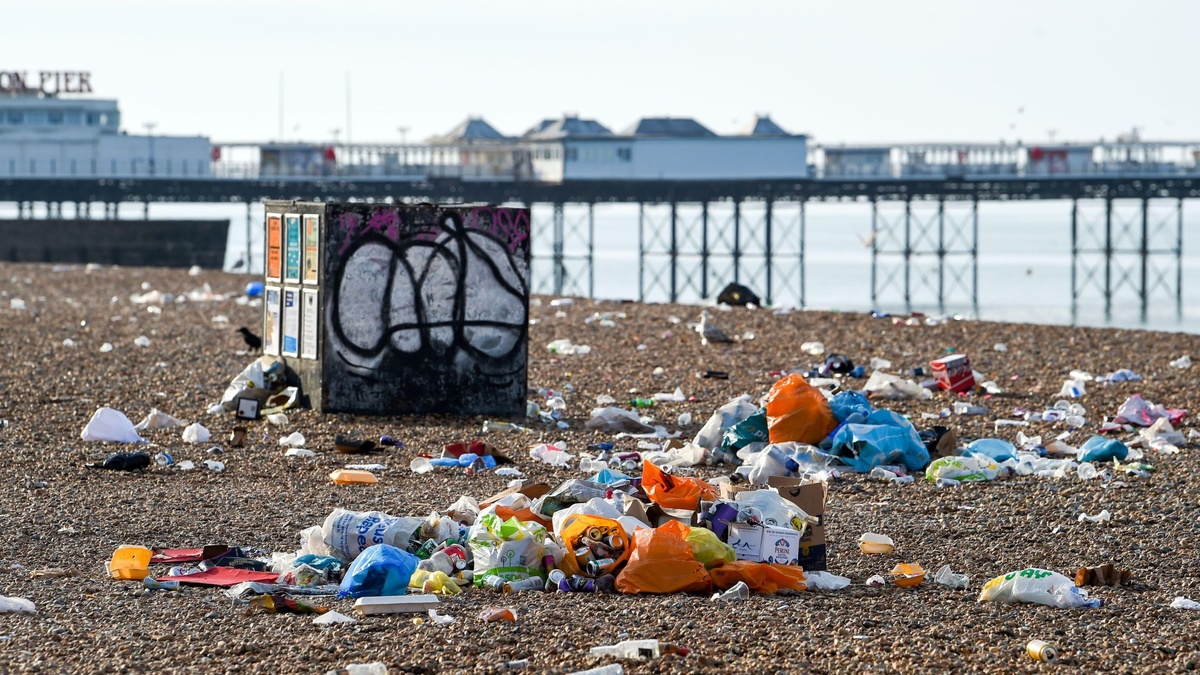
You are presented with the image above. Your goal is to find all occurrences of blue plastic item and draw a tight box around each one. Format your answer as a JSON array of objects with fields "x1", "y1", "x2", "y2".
[
  {"x1": 292, "y1": 554, "x2": 343, "y2": 573},
  {"x1": 430, "y1": 457, "x2": 460, "y2": 467},
  {"x1": 482, "y1": 455, "x2": 497, "y2": 469},
  {"x1": 457, "y1": 453, "x2": 479, "y2": 467},
  {"x1": 1078, "y1": 436, "x2": 1129, "y2": 463},
  {"x1": 829, "y1": 409, "x2": 930, "y2": 472},
  {"x1": 337, "y1": 544, "x2": 418, "y2": 598},
  {"x1": 245, "y1": 280, "x2": 264, "y2": 298},
  {"x1": 966, "y1": 438, "x2": 1017, "y2": 463},
  {"x1": 849, "y1": 365, "x2": 866, "y2": 378},
  {"x1": 828, "y1": 391, "x2": 872, "y2": 423},
  {"x1": 591, "y1": 468, "x2": 630, "y2": 484}
]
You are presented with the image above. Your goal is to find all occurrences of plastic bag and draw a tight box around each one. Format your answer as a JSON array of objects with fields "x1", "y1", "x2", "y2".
[
  {"x1": 965, "y1": 438, "x2": 1016, "y2": 463},
  {"x1": 182, "y1": 423, "x2": 210, "y2": 444},
  {"x1": 81, "y1": 407, "x2": 146, "y2": 444},
  {"x1": 467, "y1": 509, "x2": 547, "y2": 587},
  {"x1": 708, "y1": 560, "x2": 807, "y2": 594},
  {"x1": 1078, "y1": 436, "x2": 1129, "y2": 463},
  {"x1": 337, "y1": 544, "x2": 418, "y2": 598},
  {"x1": 615, "y1": 521, "x2": 712, "y2": 595},
  {"x1": 134, "y1": 408, "x2": 184, "y2": 432},
  {"x1": 829, "y1": 410, "x2": 929, "y2": 472},
  {"x1": 693, "y1": 395, "x2": 758, "y2": 451},
  {"x1": 764, "y1": 374, "x2": 839, "y2": 445},
  {"x1": 733, "y1": 489, "x2": 812, "y2": 533},
  {"x1": 924, "y1": 455, "x2": 1002, "y2": 482},
  {"x1": 641, "y1": 460, "x2": 717, "y2": 510},
  {"x1": 978, "y1": 568, "x2": 1101, "y2": 608},
  {"x1": 862, "y1": 370, "x2": 933, "y2": 401},
  {"x1": 555, "y1": 514, "x2": 632, "y2": 578},
  {"x1": 828, "y1": 391, "x2": 872, "y2": 423},
  {"x1": 719, "y1": 410, "x2": 769, "y2": 453},
  {"x1": 685, "y1": 527, "x2": 736, "y2": 568},
  {"x1": 321, "y1": 509, "x2": 420, "y2": 562}
]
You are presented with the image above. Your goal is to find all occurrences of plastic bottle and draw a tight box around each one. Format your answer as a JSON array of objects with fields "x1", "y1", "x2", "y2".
[
  {"x1": 1077, "y1": 462, "x2": 1098, "y2": 480},
  {"x1": 568, "y1": 666, "x2": 624, "y2": 675},
  {"x1": 588, "y1": 639, "x2": 686, "y2": 660},
  {"x1": 325, "y1": 664, "x2": 388, "y2": 675},
  {"x1": 628, "y1": 398, "x2": 657, "y2": 408}
]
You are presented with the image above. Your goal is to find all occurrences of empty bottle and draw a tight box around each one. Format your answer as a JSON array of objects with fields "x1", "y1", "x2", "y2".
[{"x1": 325, "y1": 663, "x2": 387, "y2": 675}]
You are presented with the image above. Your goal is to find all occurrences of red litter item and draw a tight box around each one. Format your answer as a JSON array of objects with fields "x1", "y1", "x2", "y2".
[
  {"x1": 443, "y1": 442, "x2": 468, "y2": 458},
  {"x1": 929, "y1": 354, "x2": 975, "y2": 393},
  {"x1": 157, "y1": 567, "x2": 280, "y2": 588},
  {"x1": 479, "y1": 607, "x2": 518, "y2": 623},
  {"x1": 150, "y1": 545, "x2": 229, "y2": 564}
]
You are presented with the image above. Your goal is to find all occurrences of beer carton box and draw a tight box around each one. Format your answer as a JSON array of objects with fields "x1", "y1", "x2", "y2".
[
  {"x1": 760, "y1": 526, "x2": 801, "y2": 566},
  {"x1": 725, "y1": 522, "x2": 764, "y2": 562},
  {"x1": 718, "y1": 478, "x2": 828, "y2": 571},
  {"x1": 929, "y1": 354, "x2": 975, "y2": 393}
]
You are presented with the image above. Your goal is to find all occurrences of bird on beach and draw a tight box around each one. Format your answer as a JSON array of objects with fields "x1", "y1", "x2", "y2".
[
  {"x1": 237, "y1": 326, "x2": 263, "y2": 351},
  {"x1": 696, "y1": 311, "x2": 735, "y2": 346}
]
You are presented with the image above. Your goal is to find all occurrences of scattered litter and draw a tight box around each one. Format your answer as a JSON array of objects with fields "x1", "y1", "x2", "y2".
[
  {"x1": 932, "y1": 565, "x2": 969, "y2": 589},
  {"x1": 182, "y1": 423, "x2": 211, "y2": 444},
  {"x1": 0, "y1": 596, "x2": 35, "y2": 614},
  {"x1": 1075, "y1": 563, "x2": 1131, "y2": 587},
  {"x1": 134, "y1": 408, "x2": 184, "y2": 432},
  {"x1": 1170, "y1": 597, "x2": 1200, "y2": 610},
  {"x1": 859, "y1": 533, "x2": 895, "y2": 555},
  {"x1": 479, "y1": 607, "x2": 518, "y2": 622},
  {"x1": 979, "y1": 568, "x2": 1101, "y2": 608},
  {"x1": 1078, "y1": 510, "x2": 1112, "y2": 525},
  {"x1": 81, "y1": 407, "x2": 146, "y2": 444},
  {"x1": 133, "y1": 335, "x2": 150, "y2": 347},
  {"x1": 280, "y1": 432, "x2": 306, "y2": 447}
]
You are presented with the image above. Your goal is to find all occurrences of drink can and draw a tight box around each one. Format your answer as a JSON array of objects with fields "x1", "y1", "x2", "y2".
[
  {"x1": 1026, "y1": 640, "x2": 1058, "y2": 662},
  {"x1": 501, "y1": 577, "x2": 545, "y2": 593},
  {"x1": 573, "y1": 546, "x2": 593, "y2": 564},
  {"x1": 482, "y1": 575, "x2": 506, "y2": 591},
  {"x1": 415, "y1": 539, "x2": 438, "y2": 560},
  {"x1": 443, "y1": 544, "x2": 469, "y2": 569},
  {"x1": 143, "y1": 577, "x2": 180, "y2": 591},
  {"x1": 587, "y1": 558, "x2": 616, "y2": 576},
  {"x1": 545, "y1": 569, "x2": 566, "y2": 590}
]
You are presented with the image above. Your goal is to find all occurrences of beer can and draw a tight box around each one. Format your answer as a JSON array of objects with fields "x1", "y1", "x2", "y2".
[
  {"x1": 482, "y1": 575, "x2": 507, "y2": 591},
  {"x1": 573, "y1": 546, "x2": 593, "y2": 564},
  {"x1": 545, "y1": 569, "x2": 566, "y2": 590},
  {"x1": 501, "y1": 577, "x2": 545, "y2": 593},
  {"x1": 1026, "y1": 640, "x2": 1058, "y2": 662},
  {"x1": 587, "y1": 558, "x2": 616, "y2": 576}
]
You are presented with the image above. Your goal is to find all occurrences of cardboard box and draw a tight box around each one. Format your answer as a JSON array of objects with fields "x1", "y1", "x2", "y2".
[
  {"x1": 726, "y1": 522, "x2": 764, "y2": 561},
  {"x1": 765, "y1": 477, "x2": 829, "y2": 571},
  {"x1": 929, "y1": 354, "x2": 975, "y2": 393},
  {"x1": 760, "y1": 526, "x2": 801, "y2": 566}
]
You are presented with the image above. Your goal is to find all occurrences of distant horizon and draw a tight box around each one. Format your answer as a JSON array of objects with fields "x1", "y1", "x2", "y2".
[{"x1": 7, "y1": 0, "x2": 1198, "y2": 146}]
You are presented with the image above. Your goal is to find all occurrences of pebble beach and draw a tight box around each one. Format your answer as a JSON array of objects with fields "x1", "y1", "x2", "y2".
[{"x1": 1, "y1": 261, "x2": 1199, "y2": 674}]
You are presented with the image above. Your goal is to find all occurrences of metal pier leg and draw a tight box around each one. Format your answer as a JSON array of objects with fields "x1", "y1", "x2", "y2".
[
  {"x1": 799, "y1": 200, "x2": 807, "y2": 309},
  {"x1": 246, "y1": 201, "x2": 253, "y2": 273},
  {"x1": 732, "y1": 199, "x2": 742, "y2": 284},
  {"x1": 700, "y1": 202, "x2": 709, "y2": 299},
  {"x1": 1104, "y1": 197, "x2": 1113, "y2": 319},
  {"x1": 1070, "y1": 199, "x2": 1079, "y2": 323},
  {"x1": 903, "y1": 199, "x2": 912, "y2": 313},
  {"x1": 143, "y1": 200, "x2": 150, "y2": 221},
  {"x1": 552, "y1": 203, "x2": 565, "y2": 295},
  {"x1": 1140, "y1": 197, "x2": 1149, "y2": 322},
  {"x1": 638, "y1": 203, "x2": 645, "y2": 302},
  {"x1": 870, "y1": 199, "x2": 878, "y2": 309},
  {"x1": 1177, "y1": 197, "x2": 1184, "y2": 320},
  {"x1": 764, "y1": 198, "x2": 774, "y2": 306},
  {"x1": 588, "y1": 203, "x2": 595, "y2": 298},
  {"x1": 937, "y1": 197, "x2": 946, "y2": 314},
  {"x1": 669, "y1": 201, "x2": 678, "y2": 303},
  {"x1": 971, "y1": 197, "x2": 979, "y2": 317}
]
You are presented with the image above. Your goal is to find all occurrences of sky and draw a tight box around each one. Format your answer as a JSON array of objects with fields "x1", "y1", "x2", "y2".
[{"x1": 8, "y1": 0, "x2": 1200, "y2": 145}]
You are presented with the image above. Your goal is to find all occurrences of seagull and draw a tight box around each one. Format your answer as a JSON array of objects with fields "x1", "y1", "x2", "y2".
[
  {"x1": 696, "y1": 311, "x2": 734, "y2": 346},
  {"x1": 237, "y1": 327, "x2": 263, "y2": 351}
]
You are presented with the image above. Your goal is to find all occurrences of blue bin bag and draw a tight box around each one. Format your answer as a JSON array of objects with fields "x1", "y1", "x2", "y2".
[
  {"x1": 829, "y1": 409, "x2": 930, "y2": 472},
  {"x1": 1078, "y1": 436, "x2": 1129, "y2": 463},
  {"x1": 337, "y1": 544, "x2": 418, "y2": 599},
  {"x1": 829, "y1": 391, "x2": 872, "y2": 423},
  {"x1": 966, "y1": 438, "x2": 1017, "y2": 463}
]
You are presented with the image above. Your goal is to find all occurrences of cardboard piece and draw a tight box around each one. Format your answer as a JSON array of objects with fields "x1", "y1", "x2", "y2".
[
  {"x1": 479, "y1": 481, "x2": 551, "y2": 509},
  {"x1": 353, "y1": 594, "x2": 440, "y2": 615},
  {"x1": 150, "y1": 545, "x2": 229, "y2": 564},
  {"x1": 766, "y1": 476, "x2": 828, "y2": 572},
  {"x1": 929, "y1": 354, "x2": 975, "y2": 393},
  {"x1": 719, "y1": 478, "x2": 828, "y2": 571},
  {"x1": 726, "y1": 522, "x2": 764, "y2": 561}
]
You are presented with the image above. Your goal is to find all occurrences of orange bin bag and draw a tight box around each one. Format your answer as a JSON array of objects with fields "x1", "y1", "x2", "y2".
[
  {"x1": 615, "y1": 521, "x2": 713, "y2": 595},
  {"x1": 708, "y1": 560, "x2": 807, "y2": 594},
  {"x1": 765, "y1": 373, "x2": 839, "y2": 445},
  {"x1": 556, "y1": 514, "x2": 632, "y2": 578},
  {"x1": 641, "y1": 460, "x2": 718, "y2": 511},
  {"x1": 493, "y1": 505, "x2": 552, "y2": 530}
]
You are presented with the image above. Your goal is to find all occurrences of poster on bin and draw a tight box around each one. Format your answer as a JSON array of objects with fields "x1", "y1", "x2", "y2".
[
  {"x1": 282, "y1": 288, "x2": 300, "y2": 357},
  {"x1": 263, "y1": 286, "x2": 281, "y2": 356},
  {"x1": 302, "y1": 214, "x2": 320, "y2": 285},
  {"x1": 265, "y1": 214, "x2": 282, "y2": 282},
  {"x1": 301, "y1": 288, "x2": 318, "y2": 359},
  {"x1": 284, "y1": 214, "x2": 302, "y2": 284}
]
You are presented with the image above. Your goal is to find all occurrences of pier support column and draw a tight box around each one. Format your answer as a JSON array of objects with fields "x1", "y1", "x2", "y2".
[
  {"x1": 700, "y1": 202, "x2": 709, "y2": 299},
  {"x1": 764, "y1": 198, "x2": 774, "y2": 306},
  {"x1": 552, "y1": 203, "x2": 564, "y2": 295},
  {"x1": 669, "y1": 201, "x2": 678, "y2": 303}
]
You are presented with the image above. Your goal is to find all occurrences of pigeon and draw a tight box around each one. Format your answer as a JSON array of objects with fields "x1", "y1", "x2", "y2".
[
  {"x1": 237, "y1": 327, "x2": 263, "y2": 351},
  {"x1": 696, "y1": 311, "x2": 734, "y2": 346}
]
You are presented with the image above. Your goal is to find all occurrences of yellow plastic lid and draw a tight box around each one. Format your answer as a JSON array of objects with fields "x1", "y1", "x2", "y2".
[{"x1": 108, "y1": 545, "x2": 153, "y2": 581}]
